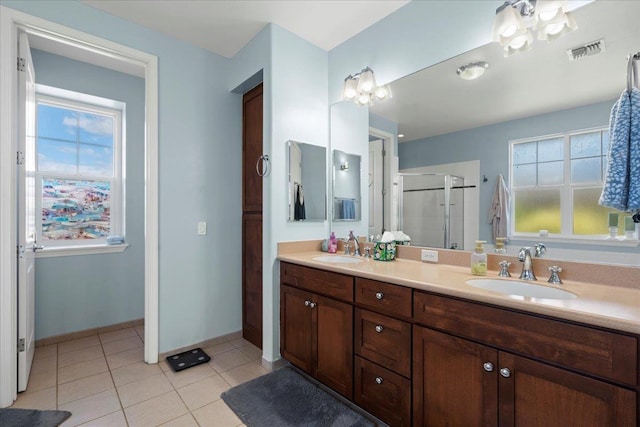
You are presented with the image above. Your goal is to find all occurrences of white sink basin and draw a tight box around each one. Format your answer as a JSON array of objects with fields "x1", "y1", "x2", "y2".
[
  {"x1": 466, "y1": 278, "x2": 577, "y2": 300},
  {"x1": 312, "y1": 255, "x2": 363, "y2": 264}
]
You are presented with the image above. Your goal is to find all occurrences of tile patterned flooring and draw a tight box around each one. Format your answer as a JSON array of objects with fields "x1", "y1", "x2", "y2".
[{"x1": 10, "y1": 326, "x2": 270, "y2": 426}]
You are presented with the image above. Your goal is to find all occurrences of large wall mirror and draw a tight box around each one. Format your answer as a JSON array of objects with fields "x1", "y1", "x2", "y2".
[
  {"x1": 335, "y1": 0, "x2": 639, "y2": 264},
  {"x1": 332, "y1": 149, "x2": 361, "y2": 221},
  {"x1": 287, "y1": 140, "x2": 326, "y2": 222}
]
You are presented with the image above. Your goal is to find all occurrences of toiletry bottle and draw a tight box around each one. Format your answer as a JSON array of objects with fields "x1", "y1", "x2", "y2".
[
  {"x1": 328, "y1": 232, "x2": 337, "y2": 253},
  {"x1": 471, "y1": 240, "x2": 487, "y2": 276},
  {"x1": 494, "y1": 237, "x2": 507, "y2": 254}
]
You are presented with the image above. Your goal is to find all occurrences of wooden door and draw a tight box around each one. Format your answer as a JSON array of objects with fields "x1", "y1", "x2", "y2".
[
  {"x1": 314, "y1": 293, "x2": 353, "y2": 399},
  {"x1": 242, "y1": 84, "x2": 263, "y2": 348},
  {"x1": 280, "y1": 285, "x2": 313, "y2": 373},
  {"x1": 498, "y1": 352, "x2": 636, "y2": 427},
  {"x1": 413, "y1": 326, "x2": 498, "y2": 427}
]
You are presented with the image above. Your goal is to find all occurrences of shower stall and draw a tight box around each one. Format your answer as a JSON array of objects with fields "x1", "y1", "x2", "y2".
[{"x1": 396, "y1": 173, "x2": 465, "y2": 249}]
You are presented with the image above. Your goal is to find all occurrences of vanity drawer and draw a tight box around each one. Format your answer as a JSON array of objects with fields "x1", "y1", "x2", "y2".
[
  {"x1": 354, "y1": 356, "x2": 411, "y2": 427},
  {"x1": 355, "y1": 308, "x2": 412, "y2": 378},
  {"x1": 355, "y1": 278, "x2": 412, "y2": 319},
  {"x1": 414, "y1": 291, "x2": 637, "y2": 386},
  {"x1": 280, "y1": 262, "x2": 353, "y2": 303}
]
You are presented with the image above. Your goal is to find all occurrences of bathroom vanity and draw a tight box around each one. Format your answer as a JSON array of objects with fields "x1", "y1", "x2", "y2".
[{"x1": 278, "y1": 251, "x2": 639, "y2": 427}]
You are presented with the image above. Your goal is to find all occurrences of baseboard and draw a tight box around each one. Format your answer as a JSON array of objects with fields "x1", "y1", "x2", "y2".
[
  {"x1": 35, "y1": 318, "x2": 144, "y2": 347},
  {"x1": 261, "y1": 356, "x2": 286, "y2": 371},
  {"x1": 158, "y1": 330, "x2": 243, "y2": 360}
]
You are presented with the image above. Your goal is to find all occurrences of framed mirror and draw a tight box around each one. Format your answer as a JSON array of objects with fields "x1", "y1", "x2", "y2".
[
  {"x1": 332, "y1": 149, "x2": 361, "y2": 221},
  {"x1": 287, "y1": 140, "x2": 326, "y2": 222}
]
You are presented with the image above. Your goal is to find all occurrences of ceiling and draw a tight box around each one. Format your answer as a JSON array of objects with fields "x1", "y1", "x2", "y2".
[
  {"x1": 370, "y1": 0, "x2": 640, "y2": 142},
  {"x1": 81, "y1": 0, "x2": 410, "y2": 58}
]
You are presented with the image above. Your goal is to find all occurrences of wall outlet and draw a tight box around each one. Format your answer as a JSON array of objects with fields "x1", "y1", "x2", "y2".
[
  {"x1": 197, "y1": 221, "x2": 207, "y2": 235},
  {"x1": 421, "y1": 249, "x2": 438, "y2": 263}
]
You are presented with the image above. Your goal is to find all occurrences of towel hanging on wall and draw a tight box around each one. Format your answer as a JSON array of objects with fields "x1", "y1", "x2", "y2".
[
  {"x1": 599, "y1": 54, "x2": 640, "y2": 212},
  {"x1": 294, "y1": 184, "x2": 306, "y2": 221},
  {"x1": 488, "y1": 174, "x2": 510, "y2": 243}
]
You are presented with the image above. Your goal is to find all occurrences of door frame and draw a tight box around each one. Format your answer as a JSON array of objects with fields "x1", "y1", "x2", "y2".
[
  {"x1": 0, "y1": 6, "x2": 159, "y2": 407},
  {"x1": 368, "y1": 127, "x2": 396, "y2": 232}
]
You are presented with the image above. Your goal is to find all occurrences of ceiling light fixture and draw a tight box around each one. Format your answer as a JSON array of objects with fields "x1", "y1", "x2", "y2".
[
  {"x1": 456, "y1": 61, "x2": 489, "y2": 80},
  {"x1": 492, "y1": 0, "x2": 577, "y2": 57},
  {"x1": 342, "y1": 67, "x2": 391, "y2": 106}
]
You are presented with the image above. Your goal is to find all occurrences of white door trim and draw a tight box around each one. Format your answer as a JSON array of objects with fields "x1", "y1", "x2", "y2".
[
  {"x1": 368, "y1": 127, "x2": 396, "y2": 231},
  {"x1": 0, "y1": 6, "x2": 159, "y2": 407}
]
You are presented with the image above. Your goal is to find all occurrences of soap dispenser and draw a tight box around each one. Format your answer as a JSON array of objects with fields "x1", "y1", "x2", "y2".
[
  {"x1": 471, "y1": 240, "x2": 487, "y2": 276},
  {"x1": 328, "y1": 232, "x2": 338, "y2": 253}
]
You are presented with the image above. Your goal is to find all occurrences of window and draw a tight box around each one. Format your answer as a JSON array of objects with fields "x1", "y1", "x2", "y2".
[
  {"x1": 510, "y1": 128, "x2": 624, "y2": 238},
  {"x1": 35, "y1": 86, "x2": 125, "y2": 249}
]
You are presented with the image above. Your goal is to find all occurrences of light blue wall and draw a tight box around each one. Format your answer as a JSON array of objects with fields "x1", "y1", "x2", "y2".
[
  {"x1": 328, "y1": 1, "x2": 500, "y2": 103},
  {"x1": 31, "y1": 49, "x2": 145, "y2": 339},
  {"x1": 398, "y1": 99, "x2": 635, "y2": 253},
  {"x1": 2, "y1": 0, "x2": 243, "y2": 352},
  {"x1": 369, "y1": 112, "x2": 399, "y2": 152}
]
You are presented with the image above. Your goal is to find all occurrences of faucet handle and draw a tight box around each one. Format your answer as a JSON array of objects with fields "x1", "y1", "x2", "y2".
[
  {"x1": 547, "y1": 266, "x2": 563, "y2": 284},
  {"x1": 498, "y1": 260, "x2": 511, "y2": 277},
  {"x1": 364, "y1": 247, "x2": 371, "y2": 258}
]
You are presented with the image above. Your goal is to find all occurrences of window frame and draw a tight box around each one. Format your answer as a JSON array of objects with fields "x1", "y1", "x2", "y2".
[
  {"x1": 509, "y1": 126, "x2": 638, "y2": 245},
  {"x1": 34, "y1": 84, "x2": 127, "y2": 256}
]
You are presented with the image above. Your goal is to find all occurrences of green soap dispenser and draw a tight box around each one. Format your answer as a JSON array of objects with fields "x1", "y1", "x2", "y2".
[{"x1": 471, "y1": 240, "x2": 487, "y2": 276}]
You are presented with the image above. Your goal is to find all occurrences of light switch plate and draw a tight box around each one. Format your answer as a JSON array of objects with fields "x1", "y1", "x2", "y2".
[
  {"x1": 197, "y1": 221, "x2": 207, "y2": 235},
  {"x1": 421, "y1": 249, "x2": 438, "y2": 263}
]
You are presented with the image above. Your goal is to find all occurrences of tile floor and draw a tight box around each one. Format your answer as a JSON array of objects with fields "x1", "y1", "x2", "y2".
[{"x1": 10, "y1": 326, "x2": 270, "y2": 426}]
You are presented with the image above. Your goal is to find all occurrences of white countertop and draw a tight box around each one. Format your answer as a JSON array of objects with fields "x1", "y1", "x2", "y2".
[{"x1": 278, "y1": 251, "x2": 640, "y2": 335}]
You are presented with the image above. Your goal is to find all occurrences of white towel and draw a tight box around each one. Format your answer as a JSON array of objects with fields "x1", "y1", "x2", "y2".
[{"x1": 488, "y1": 174, "x2": 510, "y2": 243}]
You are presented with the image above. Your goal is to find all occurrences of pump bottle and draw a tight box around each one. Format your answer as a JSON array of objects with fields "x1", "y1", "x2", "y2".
[{"x1": 471, "y1": 240, "x2": 487, "y2": 276}]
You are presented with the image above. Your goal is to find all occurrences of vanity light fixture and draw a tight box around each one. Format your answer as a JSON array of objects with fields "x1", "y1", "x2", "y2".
[
  {"x1": 342, "y1": 67, "x2": 391, "y2": 106},
  {"x1": 492, "y1": 0, "x2": 577, "y2": 57},
  {"x1": 456, "y1": 61, "x2": 489, "y2": 80}
]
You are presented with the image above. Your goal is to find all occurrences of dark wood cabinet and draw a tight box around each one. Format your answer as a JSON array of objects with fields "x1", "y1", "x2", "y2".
[
  {"x1": 280, "y1": 269, "x2": 353, "y2": 399},
  {"x1": 354, "y1": 356, "x2": 411, "y2": 427},
  {"x1": 242, "y1": 83, "x2": 263, "y2": 349},
  {"x1": 499, "y1": 351, "x2": 636, "y2": 427},
  {"x1": 413, "y1": 293, "x2": 638, "y2": 427},
  {"x1": 280, "y1": 262, "x2": 639, "y2": 426},
  {"x1": 413, "y1": 327, "x2": 498, "y2": 427}
]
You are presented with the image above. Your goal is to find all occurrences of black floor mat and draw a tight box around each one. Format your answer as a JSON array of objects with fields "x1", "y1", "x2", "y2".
[{"x1": 166, "y1": 347, "x2": 210, "y2": 372}]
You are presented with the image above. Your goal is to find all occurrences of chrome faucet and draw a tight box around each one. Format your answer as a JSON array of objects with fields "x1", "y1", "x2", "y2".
[
  {"x1": 348, "y1": 231, "x2": 361, "y2": 256},
  {"x1": 518, "y1": 247, "x2": 537, "y2": 281}
]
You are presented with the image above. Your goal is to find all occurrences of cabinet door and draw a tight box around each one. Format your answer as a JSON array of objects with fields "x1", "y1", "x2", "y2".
[
  {"x1": 413, "y1": 327, "x2": 498, "y2": 427},
  {"x1": 280, "y1": 285, "x2": 313, "y2": 373},
  {"x1": 314, "y1": 293, "x2": 353, "y2": 399},
  {"x1": 498, "y1": 352, "x2": 637, "y2": 427}
]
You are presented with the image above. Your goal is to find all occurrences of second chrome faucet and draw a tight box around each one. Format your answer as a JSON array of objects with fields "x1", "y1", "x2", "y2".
[{"x1": 517, "y1": 243, "x2": 546, "y2": 280}]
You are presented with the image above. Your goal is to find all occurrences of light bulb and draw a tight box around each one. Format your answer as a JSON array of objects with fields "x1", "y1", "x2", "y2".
[
  {"x1": 501, "y1": 24, "x2": 517, "y2": 38},
  {"x1": 375, "y1": 85, "x2": 391, "y2": 100},
  {"x1": 357, "y1": 68, "x2": 376, "y2": 94},
  {"x1": 357, "y1": 93, "x2": 371, "y2": 105},
  {"x1": 342, "y1": 76, "x2": 358, "y2": 100}
]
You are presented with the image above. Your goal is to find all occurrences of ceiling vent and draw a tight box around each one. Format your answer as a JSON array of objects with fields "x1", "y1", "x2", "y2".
[{"x1": 567, "y1": 39, "x2": 606, "y2": 61}]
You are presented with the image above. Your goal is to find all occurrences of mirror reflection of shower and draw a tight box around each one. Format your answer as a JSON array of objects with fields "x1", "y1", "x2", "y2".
[{"x1": 396, "y1": 173, "x2": 465, "y2": 249}]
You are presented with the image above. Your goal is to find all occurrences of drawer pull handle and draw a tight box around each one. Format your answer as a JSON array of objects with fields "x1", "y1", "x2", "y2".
[
  {"x1": 375, "y1": 325, "x2": 384, "y2": 333},
  {"x1": 483, "y1": 362, "x2": 494, "y2": 372},
  {"x1": 309, "y1": 302, "x2": 316, "y2": 308},
  {"x1": 375, "y1": 377, "x2": 383, "y2": 385},
  {"x1": 375, "y1": 292, "x2": 384, "y2": 300},
  {"x1": 304, "y1": 300, "x2": 311, "y2": 307},
  {"x1": 499, "y1": 368, "x2": 511, "y2": 378}
]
